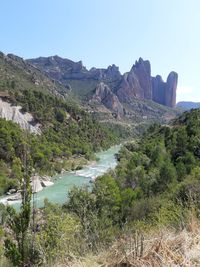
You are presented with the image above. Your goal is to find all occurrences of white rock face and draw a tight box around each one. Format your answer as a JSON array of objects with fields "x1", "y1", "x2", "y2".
[
  {"x1": 41, "y1": 180, "x2": 54, "y2": 187},
  {"x1": 31, "y1": 175, "x2": 43, "y2": 193},
  {"x1": 0, "y1": 99, "x2": 41, "y2": 134},
  {"x1": 31, "y1": 175, "x2": 54, "y2": 193}
]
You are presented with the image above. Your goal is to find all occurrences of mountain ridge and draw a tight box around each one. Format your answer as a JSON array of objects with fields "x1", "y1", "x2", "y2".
[
  {"x1": 27, "y1": 56, "x2": 178, "y2": 111},
  {"x1": 176, "y1": 101, "x2": 200, "y2": 110},
  {"x1": 0, "y1": 51, "x2": 179, "y2": 139}
]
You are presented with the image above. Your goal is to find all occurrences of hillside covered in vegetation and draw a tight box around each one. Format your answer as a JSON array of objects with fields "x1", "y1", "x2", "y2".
[
  {"x1": 0, "y1": 52, "x2": 179, "y2": 141},
  {"x1": 0, "y1": 52, "x2": 120, "y2": 195},
  {"x1": 1, "y1": 108, "x2": 200, "y2": 266},
  {"x1": 0, "y1": 91, "x2": 119, "y2": 195}
]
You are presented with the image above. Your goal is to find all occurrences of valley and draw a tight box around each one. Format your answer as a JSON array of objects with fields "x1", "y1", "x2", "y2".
[{"x1": 1, "y1": 51, "x2": 200, "y2": 267}]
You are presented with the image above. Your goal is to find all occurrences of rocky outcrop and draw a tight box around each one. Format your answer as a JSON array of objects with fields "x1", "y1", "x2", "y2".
[
  {"x1": 152, "y1": 75, "x2": 166, "y2": 105},
  {"x1": 27, "y1": 57, "x2": 121, "y2": 82},
  {"x1": 116, "y1": 58, "x2": 177, "y2": 108},
  {"x1": 151, "y1": 72, "x2": 178, "y2": 108},
  {"x1": 165, "y1": 72, "x2": 178, "y2": 108},
  {"x1": 91, "y1": 82, "x2": 124, "y2": 117},
  {"x1": 28, "y1": 56, "x2": 178, "y2": 108},
  {"x1": 0, "y1": 175, "x2": 54, "y2": 204},
  {"x1": 131, "y1": 58, "x2": 152, "y2": 99},
  {"x1": 116, "y1": 58, "x2": 152, "y2": 102},
  {"x1": 116, "y1": 71, "x2": 142, "y2": 102},
  {"x1": 0, "y1": 98, "x2": 41, "y2": 134},
  {"x1": 31, "y1": 175, "x2": 53, "y2": 193}
]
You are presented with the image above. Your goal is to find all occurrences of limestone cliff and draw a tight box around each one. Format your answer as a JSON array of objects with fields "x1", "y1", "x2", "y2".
[
  {"x1": 91, "y1": 82, "x2": 124, "y2": 117},
  {"x1": 0, "y1": 98, "x2": 41, "y2": 134},
  {"x1": 117, "y1": 58, "x2": 177, "y2": 108},
  {"x1": 165, "y1": 72, "x2": 178, "y2": 108},
  {"x1": 28, "y1": 56, "x2": 178, "y2": 109},
  {"x1": 151, "y1": 72, "x2": 178, "y2": 108}
]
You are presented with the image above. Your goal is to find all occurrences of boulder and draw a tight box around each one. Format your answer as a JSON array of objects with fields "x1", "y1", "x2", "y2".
[
  {"x1": 31, "y1": 176, "x2": 43, "y2": 193},
  {"x1": 41, "y1": 180, "x2": 54, "y2": 187}
]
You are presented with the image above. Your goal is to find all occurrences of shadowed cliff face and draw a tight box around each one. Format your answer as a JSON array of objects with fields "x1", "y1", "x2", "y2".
[
  {"x1": 27, "y1": 56, "x2": 178, "y2": 109},
  {"x1": 91, "y1": 82, "x2": 124, "y2": 118},
  {"x1": 132, "y1": 58, "x2": 152, "y2": 99},
  {"x1": 165, "y1": 72, "x2": 178, "y2": 108},
  {"x1": 151, "y1": 72, "x2": 178, "y2": 108},
  {"x1": 116, "y1": 58, "x2": 178, "y2": 108},
  {"x1": 116, "y1": 58, "x2": 152, "y2": 103},
  {"x1": 152, "y1": 75, "x2": 166, "y2": 105}
]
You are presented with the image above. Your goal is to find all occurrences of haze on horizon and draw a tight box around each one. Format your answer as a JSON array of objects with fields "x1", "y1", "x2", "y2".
[{"x1": 0, "y1": 0, "x2": 199, "y2": 103}]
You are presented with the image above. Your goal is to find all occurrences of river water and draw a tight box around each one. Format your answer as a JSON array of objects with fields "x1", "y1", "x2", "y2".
[{"x1": 0, "y1": 145, "x2": 120, "y2": 208}]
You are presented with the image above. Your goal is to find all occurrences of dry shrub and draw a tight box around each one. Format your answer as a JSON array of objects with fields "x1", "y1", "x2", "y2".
[
  {"x1": 54, "y1": 216, "x2": 200, "y2": 267},
  {"x1": 97, "y1": 218, "x2": 200, "y2": 267}
]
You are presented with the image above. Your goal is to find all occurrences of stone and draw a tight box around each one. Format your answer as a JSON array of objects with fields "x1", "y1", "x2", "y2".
[
  {"x1": 151, "y1": 72, "x2": 178, "y2": 108},
  {"x1": 31, "y1": 176, "x2": 43, "y2": 193},
  {"x1": 41, "y1": 180, "x2": 54, "y2": 187},
  {"x1": 28, "y1": 56, "x2": 178, "y2": 108},
  {"x1": 92, "y1": 82, "x2": 124, "y2": 117},
  {"x1": 165, "y1": 72, "x2": 178, "y2": 108},
  {"x1": 131, "y1": 58, "x2": 152, "y2": 99},
  {"x1": 152, "y1": 75, "x2": 166, "y2": 105},
  {"x1": 0, "y1": 98, "x2": 41, "y2": 134}
]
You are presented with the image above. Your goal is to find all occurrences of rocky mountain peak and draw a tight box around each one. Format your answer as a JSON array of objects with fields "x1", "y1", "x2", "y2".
[
  {"x1": 27, "y1": 55, "x2": 178, "y2": 108},
  {"x1": 116, "y1": 57, "x2": 152, "y2": 102},
  {"x1": 91, "y1": 82, "x2": 124, "y2": 118},
  {"x1": 165, "y1": 71, "x2": 178, "y2": 108},
  {"x1": 104, "y1": 64, "x2": 121, "y2": 81},
  {"x1": 133, "y1": 57, "x2": 151, "y2": 76}
]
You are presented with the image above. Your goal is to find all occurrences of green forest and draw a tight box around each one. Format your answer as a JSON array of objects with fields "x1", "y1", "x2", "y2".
[
  {"x1": 0, "y1": 108, "x2": 200, "y2": 266},
  {"x1": 0, "y1": 89, "x2": 120, "y2": 195}
]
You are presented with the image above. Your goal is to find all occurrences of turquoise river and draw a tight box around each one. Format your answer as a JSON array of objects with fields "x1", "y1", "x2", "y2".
[{"x1": 0, "y1": 145, "x2": 121, "y2": 208}]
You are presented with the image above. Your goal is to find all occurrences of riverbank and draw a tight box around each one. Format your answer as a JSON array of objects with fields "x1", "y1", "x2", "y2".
[
  {"x1": 0, "y1": 145, "x2": 121, "y2": 208},
  {"x1": 0, "y1": 174, "x2": 54, "y2": 205},
  {"x1": 0, "y1": 155, "x2": 97, "y2": 205}
]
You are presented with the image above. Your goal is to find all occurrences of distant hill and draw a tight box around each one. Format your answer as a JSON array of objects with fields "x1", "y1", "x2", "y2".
[{"x1": 176, "y1": 101, "x2": 200, "y2": 110}]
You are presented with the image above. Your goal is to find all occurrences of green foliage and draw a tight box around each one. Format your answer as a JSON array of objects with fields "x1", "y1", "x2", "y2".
[
  {"x1": 3, "y1": 144, "x2": 40, "y2": 267},
  {"x1": 0, "y1": 88, "x2": 119, "y2": 194},
  {"x1": 65, "y1": 183, "x2": 119, "y2": 251},
  {"x1": 54, "y1": 109, "x2": 200, "y2": 260},
  {"x1": 93, "y1": 174, "x2": 122, "y2": 223},
  {"x1": 36, "y1": 200, "x2": 82, "y2": 264}
]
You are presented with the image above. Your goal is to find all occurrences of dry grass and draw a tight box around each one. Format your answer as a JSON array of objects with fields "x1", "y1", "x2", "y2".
[
  {"x1": 99, "y1": 218, "x2": 200, "y2": 267},
  {"x1": 61, "y1": 217, "x2": 200, "y2": 267}
]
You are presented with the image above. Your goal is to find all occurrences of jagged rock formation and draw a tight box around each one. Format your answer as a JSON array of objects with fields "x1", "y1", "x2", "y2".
[
  {"x1": 28, "y1": 56, "x2": 178, "y2": 109},
  {"x1": 0, "y1": 98, "x2": 41, "y2": 134},
  {"x1": 152, "y1": 72, "x2": 178, "y2": 107},
  {"x1": 165, "y1": 72, "x2": 178, "y2": 108},
  {"x1": 116, "y1": 58, "x2": 177, "y2": 108},
  {"x1": 115, "y1": 58, "x2": 152, "y2": 103},
  {"x1": 91, "y1": 82, "x2": 124, "y2": 117},
  {"x1": 152, "y1": 75, "x2": 166, "y2": 105},
  {"x1": 27, "y1": 56, "x2": 121, "y2": 82}
]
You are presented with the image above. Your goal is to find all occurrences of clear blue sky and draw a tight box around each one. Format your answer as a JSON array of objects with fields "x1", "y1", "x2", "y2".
[{"x1": 0, "y1": 0, "x2": 200, "y2": 102}]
